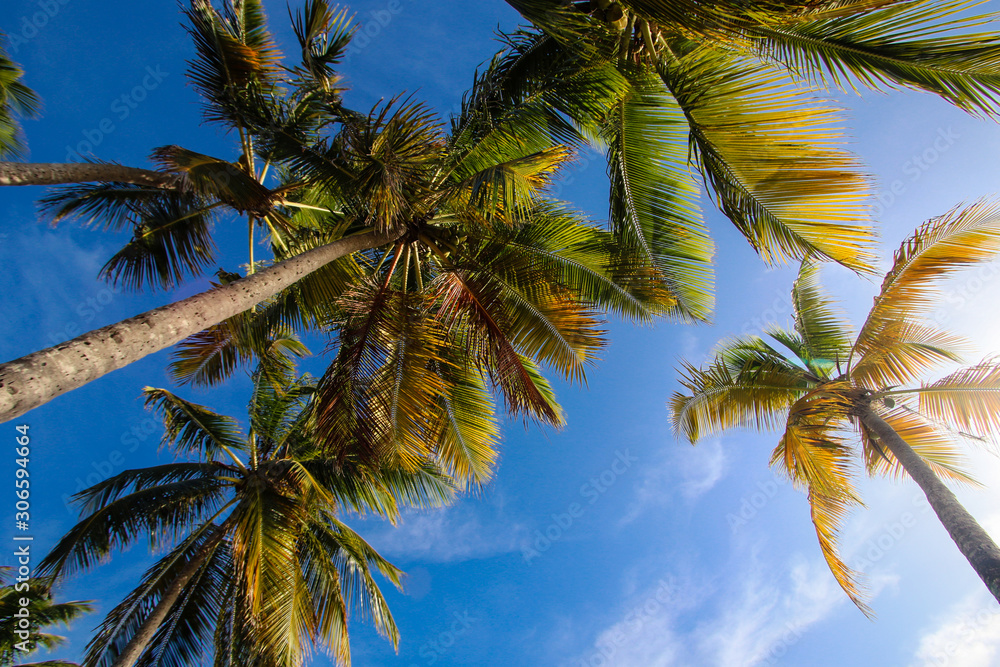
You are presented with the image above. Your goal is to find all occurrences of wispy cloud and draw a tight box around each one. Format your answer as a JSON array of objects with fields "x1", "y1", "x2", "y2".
[
  {"x1": 619, "y1": 439, "x2": 726, "y2": 527},
  {"x1": 909, "y1": 591, "x2": 1000, "y2": 667},
  {"x1": 362, "y1": 501, "x2": 527, "y2": 563},
  {"x1": 565, "y1": 556, "x2": 845, "y2": 667},
  {"x1": 699, "y1": 558, "x2": 845, "y2": 667}
]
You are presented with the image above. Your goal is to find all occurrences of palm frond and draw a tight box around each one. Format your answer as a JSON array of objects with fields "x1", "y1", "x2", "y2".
[
  {"x1": 747, "y1": 0, "x2": 1000, "y2": 117},
  {"x1": 603, "y1": 69, "x2": 714, "y2": 320},
  {"x1": 851, "y1": 198, "x2": 1000, "y2": 380},
  {"x1": 910, "y1": 358, "x2": 1000, "y2": 437},
  {"x1": 659, "y1": 43, "x2": 876, "y2": 273},
  {"x1": 863, "y1": 406, "x2": 978, "y2": 485},
  {"x1": 790, "y1": 257, "x2": 854, "y2": 368},
  {"x1": 671, "y1": 336, "x2": 812, "y2": 442},
  {"x1": 0, "y1": 42, "x2": 40, "y2": 159},
  {"x1": 143, "y1": 388, "x2": 248, "y2": 461}
]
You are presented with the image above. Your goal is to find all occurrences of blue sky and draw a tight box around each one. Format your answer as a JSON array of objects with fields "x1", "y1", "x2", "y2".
[{"x1": 4, "y1": 1, "x2": 1000, "y2": 665}]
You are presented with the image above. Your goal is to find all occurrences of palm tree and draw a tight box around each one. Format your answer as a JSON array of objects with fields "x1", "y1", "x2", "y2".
[
  {"x1": 0, "y1": 0, "x2": 670, "y2": 424},
  {"x1": 670, "y1": 200, "x2": 1000, "y2": 615},
  {"x1": 39, "y1": 362, "x2": 452, "y2": 667},
  {"x1": 0, "y1": 572, "x2": 92, "y2": 667}
]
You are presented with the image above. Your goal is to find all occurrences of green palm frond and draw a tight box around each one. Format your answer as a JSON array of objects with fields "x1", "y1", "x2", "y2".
[
  {"x1": 143, "y1": 388, "x2": 247, "y2": 462},
  {"x1": 672, "y1": 336, "x2": 811, "y2": 442},
  {"x1": 659, "y1": 44, "x2": 875, "y2": 273},
  {"x1": 151, "y1": 146, "x2": 274, "y2": 212},
  {"x1": 432, "y1": 269, "x2": 565, "y2": 423},
  {"x1": 39, "y1": 182, "x2": 191, "y2": 232},
  {"x1": 489, "y1": 203, "x2": 675, "y2": 322},
  {"x1": 0, "y1": 40, "x2": 40, "y2": 159},
  {"x1": 790, "y1": 257, "x2": 853, "y2": 368},
  {"x1": 98, "y1": 194, "x2": 219, "y2": 291},
  {"x1": 289, "y1": 0, "x2": 354, "y2": 102},
  {"x1": 603, "y1": 69, "x2": 713, "y2": 320},
  {"x1": 434, "y1": 356, "x2": 501, "y2": 487},
  {"x1": 38, "y1": 481, "x2": 231, "y2": 580},
  {"x1": 0, "y1": 574, "x2": 91, "y2": 667},
  {"x1": 746, "y1": 0, "x2": 1000, "y2": 117},
  {"x1": 184, "y1": 0, "x2": 282, "y2": 128},
  {"x1": 81, "y1": 525, "x2": 228, "y2": 667}
]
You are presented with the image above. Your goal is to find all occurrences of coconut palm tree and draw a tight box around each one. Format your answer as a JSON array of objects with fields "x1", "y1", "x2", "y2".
[
  {"x1": 39, "y1": 362, "x2": 452, "y2": 667},
  {"x1": 0, "y1": 0, "x2": 673, "y2": 424},
  {"x1": 671, "y1": 199, "x2": 1000, "y2": 615},
  {"x1": 0, "y1": 573, "x2": 92, "y2": 666}
]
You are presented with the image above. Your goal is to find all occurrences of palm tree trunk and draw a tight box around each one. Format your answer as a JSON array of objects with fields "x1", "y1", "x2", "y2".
[
  {"x1": 0, "y1": 162, "x2": 179, "y2": 188},
  {"x1": 858, "y1": 403, "x2": 1000, "y2": 603},
  {"x1": 111, "y1": 525, "x2": 226, "y2": 667},
  {"x1": 0, "y1": 228, "x2": 400, "y2": 423}
]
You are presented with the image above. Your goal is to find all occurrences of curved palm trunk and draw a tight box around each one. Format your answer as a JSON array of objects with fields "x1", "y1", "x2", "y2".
[
  {"x1": 0, "y1": 229, "x2": 400, "y2": 423},
  {"x1": 111, "y1": 525, "x2": 226, "y2": 667},
  {"x1": 0, "y1": 162, "x2": 179, "y2": 188},
  {"x1": 858, "y1": 403, "x2": 1000, "y2": 603}
]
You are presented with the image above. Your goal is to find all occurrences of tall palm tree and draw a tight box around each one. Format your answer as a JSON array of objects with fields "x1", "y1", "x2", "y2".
[
  {"x1": 39, "y1": 362, "x2": 452, "y2": 667},
  {"x1": 0, "y1": 0, "x2": 670, "y2": 424},
  {"x1": 0, "y1": 573, "x2": 92, "y2": 666},
  {"x1": 670, "y1": 200, "x2": 1000, "y2": 615},
  {"x1": 8, "y1": 0, "x2": 1000, "y2": 424}
]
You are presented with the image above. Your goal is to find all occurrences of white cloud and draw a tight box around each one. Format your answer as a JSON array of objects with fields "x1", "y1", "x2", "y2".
[
  {"x1": 566, "y1": 556, "x2": 844, "y2": 667},
  {"x1": 618, "y1": 439, "x2": 726, "y2": 526},
  {"x1": 698, "y1": 558, "x2": 845, "y2": 667},
  {"x1": 910, "y1": 591, "x2": 1000, "y2": 667},
  {"x1": 362, "y1": 502, "x2": 527, "y2": 563}
]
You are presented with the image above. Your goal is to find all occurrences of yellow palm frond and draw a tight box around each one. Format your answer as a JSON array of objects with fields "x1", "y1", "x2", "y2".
[
  {"x1": 851, "y1": 199, "x2": 1000, "y2": 378},
  {"x1": 658, "y1": 45, "x2": 876, "y2": 272},
  {"x1": 770, "y1": 384, "x2": 856, "y2": 491},
  {"x1": 863, "y1": 407, "x2": 978, "y2": 486},
  {"x1": 913, "y1": 358, "x2": 1000, "y2": 437},
  {"x1": 672, "y1": 338, "x2": 811, "y2": 442},
  {"x1": 808, "y1": 487, "x2": 873, "y2": 618},
  {"x1": 770, "y1": 408, "x2": 872, "y2": 617},
  {"x1": 851, "y1": 320, "x2": 968, "y2": 389}
]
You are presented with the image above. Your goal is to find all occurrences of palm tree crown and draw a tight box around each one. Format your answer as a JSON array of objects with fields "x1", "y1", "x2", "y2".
[
  {"x1": 39, "y1": 364, "x2": 452, "y2": 667},
  {"x1": 672, "y1": 200, "x2": 1000, "y2": 615},
  {"x1": 0, "y1": 572, "x2": 92, "y2": 667}
]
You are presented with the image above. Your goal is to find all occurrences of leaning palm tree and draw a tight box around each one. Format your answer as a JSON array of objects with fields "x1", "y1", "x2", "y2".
[
  {"x1": 671, "y1": 199, "x2": 1000, "y2": 615},
  {"x1": 39, "y1": 363, "x2": 452, "y2": 667},
  {"x1": 0, "y1": 572, "x2": 92, "y2": 667},
  {"x1": 0, "y1": 0, "x2": 673, "y2": 424}
]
